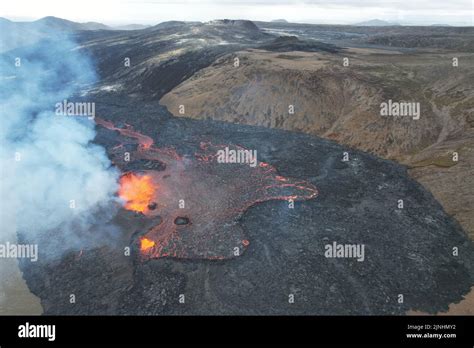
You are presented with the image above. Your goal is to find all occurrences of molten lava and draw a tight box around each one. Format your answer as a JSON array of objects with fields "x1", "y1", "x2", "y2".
[
  {"x1": 98, "y1": 118, "x2": 318, "y2": 261},
  {"x1": 119, "y1": 173, "x2": 155, "y2": 213},
  {"x1": 140, "y1": 237, "x2": 156, "y2": 252}
]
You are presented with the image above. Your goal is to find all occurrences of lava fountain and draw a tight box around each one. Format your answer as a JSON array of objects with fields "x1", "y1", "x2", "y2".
[
  {"x1": 140, "y1": 237, "x2": 156, "y2": 252},
  {"x1": 118, "y1": 173, "x2": 155, "y2": 213},
  {"x1": 97, "y1": 118, "x2": 318, "y2": 261}
]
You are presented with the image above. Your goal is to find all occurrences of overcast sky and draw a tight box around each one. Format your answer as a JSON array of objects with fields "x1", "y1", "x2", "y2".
[{"x1": 1, "y1": 0, "x2": 472, "y2": 26}]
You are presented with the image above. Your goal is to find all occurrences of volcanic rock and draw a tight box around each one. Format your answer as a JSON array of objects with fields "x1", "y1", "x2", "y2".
[
  {"x1": 19, "y1": 98, "x2": 474, "y2": 315},
  {"x1": 159, "y1": 46, "x2": 474, "y2": 237},
  {"x1": 174, "y1": 217, "x2": 189, "y2": 225}
]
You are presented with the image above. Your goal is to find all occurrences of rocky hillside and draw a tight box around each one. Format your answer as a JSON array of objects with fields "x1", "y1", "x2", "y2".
[
  {"x1": 75, "y1": 20, "x2": 272, "y2": 98},
  {"x1": 160, "y1": 47, "x2": 474, "y2": 237}
]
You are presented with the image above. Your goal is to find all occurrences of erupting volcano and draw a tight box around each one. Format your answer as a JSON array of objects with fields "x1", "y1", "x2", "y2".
[{"x1": 97, "y1": 118, "x2": 318, "y2": 261}]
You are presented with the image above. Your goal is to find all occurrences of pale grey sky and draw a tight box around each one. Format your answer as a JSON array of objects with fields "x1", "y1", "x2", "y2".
[{"x1": 1, "y1": 0, "x2": 473, "y2": 26}]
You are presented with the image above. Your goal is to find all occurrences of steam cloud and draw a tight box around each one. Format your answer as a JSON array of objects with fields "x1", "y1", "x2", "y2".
[{"x1": 0, "y1": 28, "x2": 120, "y2": 259}]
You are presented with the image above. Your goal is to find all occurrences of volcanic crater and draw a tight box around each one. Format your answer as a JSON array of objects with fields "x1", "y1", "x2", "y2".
[{"x1": 99, "y1": 117, "x2": 318, "y2": 260}]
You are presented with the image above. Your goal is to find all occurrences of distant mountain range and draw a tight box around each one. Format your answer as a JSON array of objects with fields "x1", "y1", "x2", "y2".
[
  {"x1": 0, "y1": 16, "x2": 110, "y2": 31},
  {"x1": 0, "y1": 16, "x2": 463, "y2": 53},
  {"x1": 0, "y1": 16, "x2": 153, "y2": 52},
  {"x1": 353, "y1": 19, "x2": 400, "y2": 26},
  {"x1": 0, "y1": 16, "x2": 151, "y2": 31},
  {"x1": 0, "y1": 15, "x2": 153, "y2": 32}
]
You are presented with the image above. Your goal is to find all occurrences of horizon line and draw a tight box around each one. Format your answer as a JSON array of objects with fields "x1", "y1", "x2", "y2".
[{"x1": 1, "y1": 15, "x2": 473, "y2": 27}]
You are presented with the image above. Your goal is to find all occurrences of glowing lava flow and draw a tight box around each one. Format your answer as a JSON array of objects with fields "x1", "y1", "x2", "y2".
[
  {"x1": 140, "y1": 238, "x2": 156, "y2": 252},
  {"x1": 97, "y1": 118, "x2": 319, "y2": 261},
  {"x1": 118, "y1": 173, "x2": 155, "y2": 213},
  {"x1": 95, "y1": 118, "x2": 153, "y2": 149}
]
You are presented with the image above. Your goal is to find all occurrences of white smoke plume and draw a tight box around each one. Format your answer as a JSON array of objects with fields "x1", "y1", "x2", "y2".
[{"x1": 0, "y1": 27, "x2": 120, "y2": 258}]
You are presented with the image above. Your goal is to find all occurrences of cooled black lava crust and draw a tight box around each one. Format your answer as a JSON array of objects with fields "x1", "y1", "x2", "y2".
[{"x1": 19, "y1": 98, "x2": 474, "y2": 315}]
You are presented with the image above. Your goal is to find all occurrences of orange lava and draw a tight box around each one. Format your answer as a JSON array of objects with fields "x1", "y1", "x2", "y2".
[
  {"x1": 140, "y1": 237, "x2": 156, "y2": 252},
  {"x1": 118, "y1": 173, "x2": 155, "y2": 213},
  {"x1": 95, "y1": 118, "x2": 154, "y2": 149}
]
